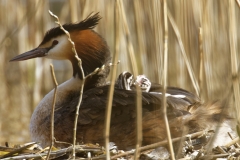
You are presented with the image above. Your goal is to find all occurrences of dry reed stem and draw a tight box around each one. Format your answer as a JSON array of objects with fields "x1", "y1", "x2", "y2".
[
  {"x1": 200, "y1": 154, "x2": 229, "y2": 159},
  {"x1": 0, "y1": 146, "x2": 38, "y2": 154},
  {"x1": 69, "y1": 0, "x2": 79, "y2": 22},
  {"x1": 227, "y1": 132, "x2": 240, "y2": 147},
  {"x1": 118, "y1": 1, "x2": 142, "y2": 159},
  {"x1": 236, "y1": 0, "x2": 240, "y2": 7},
  {"x1": 200, "y1": 1, "x2": 211, "y2": 100},
  {"x1": 1, "y1": 145, "x2": 103, "y2": 160},
  {"x1": 133, "y1": 0, "x2": 144, "y2": 73},
  {"x1": 216, "y1": 146, "x2": 227, "y2": 154},
  {"x1": 48, "y1": 10, "x2": 85, "y2": 159},
  {"x1": 225, "y1": 136, "x2": 239, "y2": 148},
  {"x1": 104, "y1": 1, "x2": 120, "y2": 159},
  {"x1": 198, "y1": 27, "x2": 203, "y2": 99},
  {"x1": 229, "y1": 0, "x2": 240, "y2": 128},
  {"x1": 162, "y1": 1, "x2": 175, "y2": 159},
  {"x1": 111, "y1": 130, "x2": 211, "y2": 159},
  {"x1": 152, "y1": 0, "x2": 163, "y2": 84},
  {"x1": 0, "y1": 142, "x2": 37, "y2": 159},
  {"x1": 55, "y1": 139, "x2": 72, "y2": 145},
  {"x1": 167, "y1": 9, "x2": 200, "y2": 96},
  {"x1": 46, "y1": 64, "x2": 58, "y2": 160},
  {"x1": 33, "y1": 1, "x2": 43, "y2": 109}
]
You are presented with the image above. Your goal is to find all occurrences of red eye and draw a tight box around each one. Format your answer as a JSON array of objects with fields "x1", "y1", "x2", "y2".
[{"x1": 52, "y1": 40, "x2": 58, "y2": 46}]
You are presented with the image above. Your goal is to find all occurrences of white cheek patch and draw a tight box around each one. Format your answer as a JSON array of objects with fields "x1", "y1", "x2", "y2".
[
  {"x1": 45, "y1": 35, "x2": 70, "y2": 60},
  {"x1": 151, "y1": 92, "x2": 186, "y2": 98}
]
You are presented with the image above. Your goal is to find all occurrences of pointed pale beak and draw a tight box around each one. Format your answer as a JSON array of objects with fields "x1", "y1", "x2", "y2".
[{"x1": 10, "y1": 47, "x2": 49, "y2": 62}]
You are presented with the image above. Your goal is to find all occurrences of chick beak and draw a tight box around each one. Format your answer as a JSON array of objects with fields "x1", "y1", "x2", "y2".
[{"x1": 9, "y1": 47, "x2": 48, "y2": 62}]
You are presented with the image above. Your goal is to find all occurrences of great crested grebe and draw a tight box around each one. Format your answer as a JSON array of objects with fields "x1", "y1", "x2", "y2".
[{"x1": 10, "y1": 13, "x2": 233, "y2": 150}]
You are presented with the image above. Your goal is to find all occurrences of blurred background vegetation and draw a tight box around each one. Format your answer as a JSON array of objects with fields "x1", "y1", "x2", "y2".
[{"x1": 0, "y1": 0, "x2": 239, "y2": 146}]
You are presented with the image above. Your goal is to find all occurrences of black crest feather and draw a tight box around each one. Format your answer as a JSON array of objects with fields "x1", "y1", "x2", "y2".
[{"x1": 40, "y1": 12, "x2": 101, "y2": 45}]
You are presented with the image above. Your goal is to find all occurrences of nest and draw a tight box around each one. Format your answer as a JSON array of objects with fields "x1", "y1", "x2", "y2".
[{"x1": 0, "y1": 130, "x2": 239, "y2": 160}]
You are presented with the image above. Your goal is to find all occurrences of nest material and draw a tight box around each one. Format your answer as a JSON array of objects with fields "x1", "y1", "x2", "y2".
[{"x1": 0, "y1": 130, "x2": 239, "y2": 160}]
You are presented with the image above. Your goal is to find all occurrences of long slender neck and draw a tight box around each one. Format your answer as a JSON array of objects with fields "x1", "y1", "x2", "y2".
[{"x1": 68, "y1": 30, "x2": 111, "y2": 90}]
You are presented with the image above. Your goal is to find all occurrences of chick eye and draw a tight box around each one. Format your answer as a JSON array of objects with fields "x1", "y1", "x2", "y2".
[{"x1": 52, "y1": 40, "x2": 58, "y2": 46}]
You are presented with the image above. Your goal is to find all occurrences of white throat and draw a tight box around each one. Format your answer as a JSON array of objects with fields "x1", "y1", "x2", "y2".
[{"x1": 57, "y1": 77, "x2": 83, "y2": 93}]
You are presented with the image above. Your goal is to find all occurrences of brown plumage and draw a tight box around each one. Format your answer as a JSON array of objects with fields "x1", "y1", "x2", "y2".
[{"x1": 10, "y1": 13, "x2": 233, "y2": 150}]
